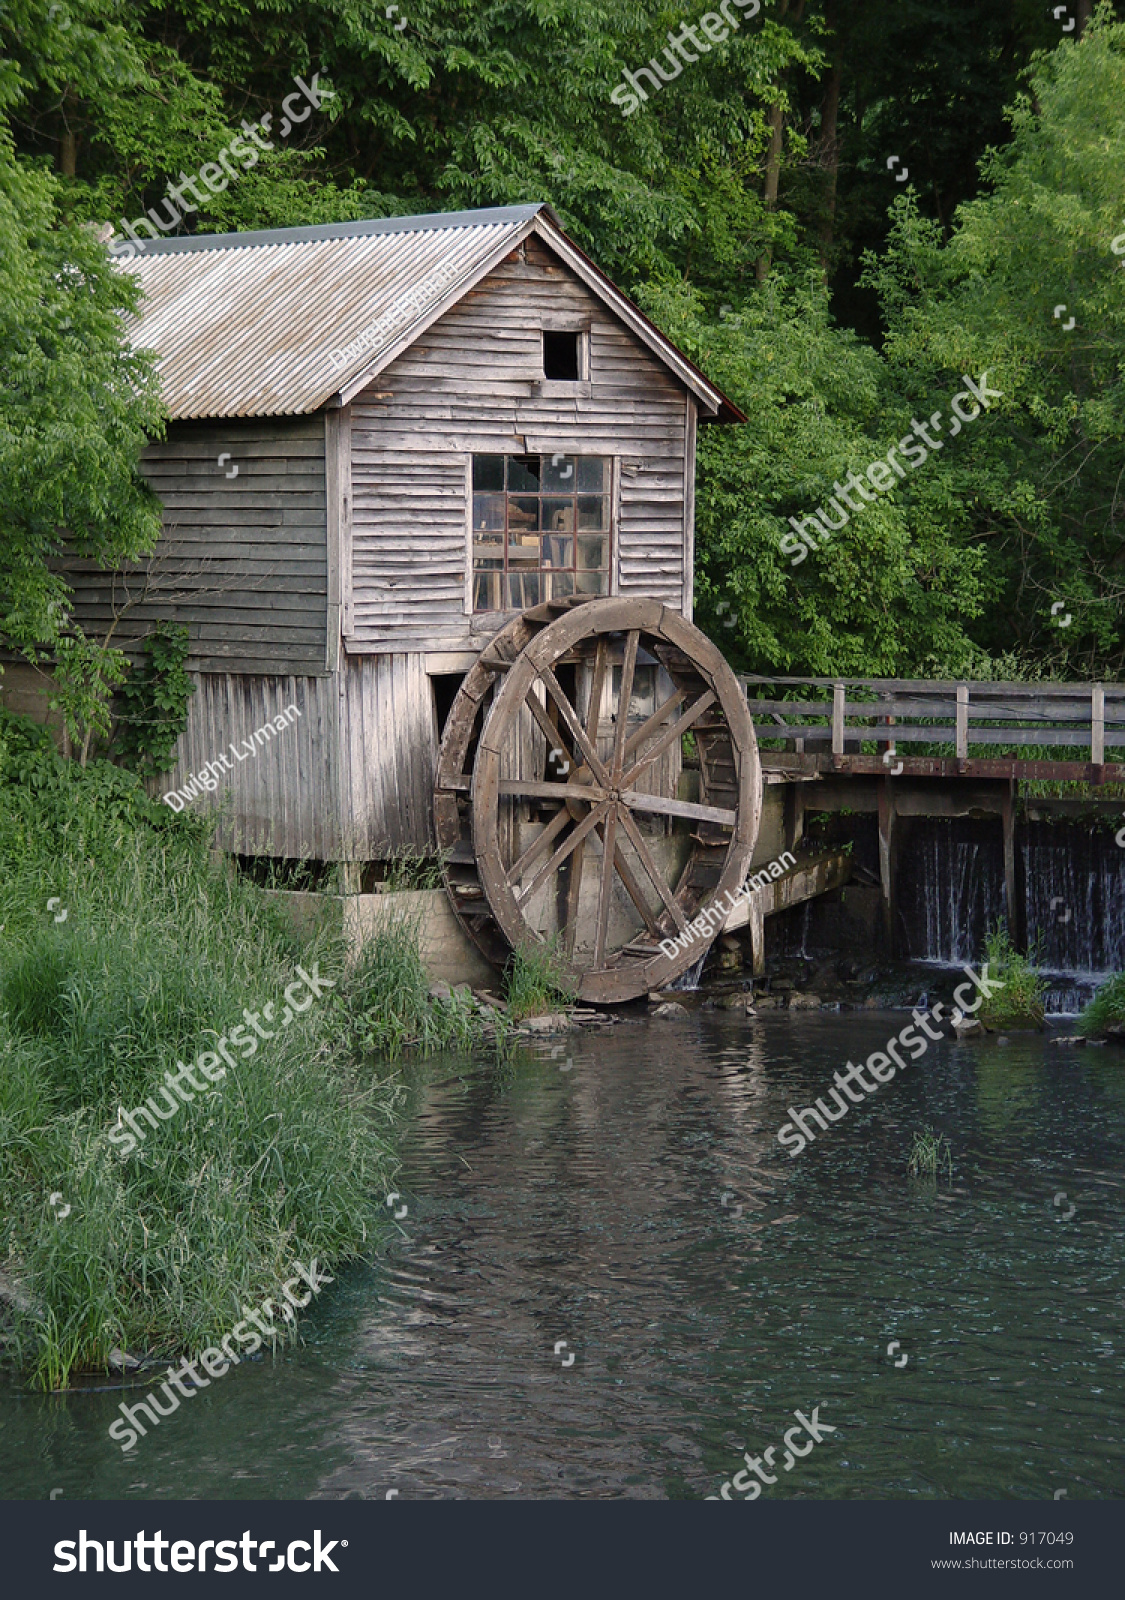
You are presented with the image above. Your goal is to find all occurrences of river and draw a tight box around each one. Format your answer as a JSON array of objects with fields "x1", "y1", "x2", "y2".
[{"x1": 3, "y1": 1011, "x2": 1123, "y2": 1501}]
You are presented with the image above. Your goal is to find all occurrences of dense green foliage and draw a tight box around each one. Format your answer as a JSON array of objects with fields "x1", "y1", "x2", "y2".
[
  {"x1": 113, "y1": 621, "x2": 195, "y2": 776},
  {"x1": 1, "y1": 1, "x2": 1123, "y2": 673}
]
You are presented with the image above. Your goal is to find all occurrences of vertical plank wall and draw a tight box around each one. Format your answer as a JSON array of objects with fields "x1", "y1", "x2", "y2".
[{"x1": 156, "y1": 653, "x2": 437, "y2": 859}]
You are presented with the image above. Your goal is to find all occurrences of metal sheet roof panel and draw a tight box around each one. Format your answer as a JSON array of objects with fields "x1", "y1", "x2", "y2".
[{"x1": 121, "y1": 203, "x2": 743, "y2": 424}]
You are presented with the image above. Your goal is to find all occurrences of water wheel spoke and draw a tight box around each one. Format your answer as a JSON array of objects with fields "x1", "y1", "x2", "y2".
[
  {"x1": 619, "y1": 790, "x2": 737, "y2": 827},
  {"x1": 520, "y1": 683, "x2": 576, "y2": 777},
  {"x1": 611, "y1": 630, "x2": 640, "y2": 778},
  {"x1": 563, "y1": 835, "x2": 587, "y2": 959},
  {"x1": 599, "y1": 821, "x2": 661, "y2": 938},
  {"x1": 509, "y1": 804, "x2": 572, "y2": 883},
  {"x1": 514, "y1": 800, "x2": 610, "y2": 905},
  {"x1": 593, "y1": 809, "x2": 619, "y2": 967},
  {"x1": 498, "y1": 778, "x2": 609, "y2": 804},
  {"x1": 616, "y1": 807, "x2": 688, "y2": 932},
  {"x1": 539, "y1": 664, "x2": 610, "y2": 784},
  {"x1": 621, "y1": 687, "x2": 688, "y2": 768},
  {"x1": 621, "y1": 689, "x2": 716, "y2": 790},
  {"x1": 586, "y1": 636, "x2": 609, "y2": 748}
]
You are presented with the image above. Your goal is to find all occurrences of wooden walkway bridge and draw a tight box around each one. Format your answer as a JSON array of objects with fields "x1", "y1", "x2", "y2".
[
  {"x1": 742, "y1": 677, "x2": 1125, "y2": 783},
  {"x1": 738, "y1": 676, "x2": 1125, "y2": 956}
]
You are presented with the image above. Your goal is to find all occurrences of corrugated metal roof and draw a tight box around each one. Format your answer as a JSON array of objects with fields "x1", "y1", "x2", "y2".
[{"x1": 122, "y1": 203, "x2": 743, "y2": 423}]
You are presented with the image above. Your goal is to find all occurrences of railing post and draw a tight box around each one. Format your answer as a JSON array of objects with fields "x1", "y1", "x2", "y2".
[
  {"x1": 956, "y1": 684, "x2": 969, "y2": 764},
  {"x1": 1092, "y1": 683, "x2": 1105, "y2": 772},
  {"x1": 832, "y1": 681, "x2": 846, "y2": 763}
]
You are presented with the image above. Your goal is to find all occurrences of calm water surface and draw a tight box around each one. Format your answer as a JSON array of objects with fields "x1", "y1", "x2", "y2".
[{"x1": 4, "y1": 1013, "x2": 1124, "y2": 1501}]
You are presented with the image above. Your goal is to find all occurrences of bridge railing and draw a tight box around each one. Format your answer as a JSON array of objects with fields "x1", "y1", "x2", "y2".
[{"x1": 738, "y1": 677, "x2": 1125, "y2": 778}]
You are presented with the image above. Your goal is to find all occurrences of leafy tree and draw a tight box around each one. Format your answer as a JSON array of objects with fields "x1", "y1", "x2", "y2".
[
  {"x1": 0, "y1": 126, "x2": 163, "y2": 689},
  {"x1": 864, "y1": 7, "x2": 1125, "y2": 674}
]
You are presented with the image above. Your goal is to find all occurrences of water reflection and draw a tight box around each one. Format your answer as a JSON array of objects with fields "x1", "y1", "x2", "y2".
[{"x1": 2, "y1": 1014, "x2": 1123, "y2": 1501}]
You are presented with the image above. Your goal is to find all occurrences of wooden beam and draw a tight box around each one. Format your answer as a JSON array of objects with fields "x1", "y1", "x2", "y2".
[{"x1": 877, "y1": 778, "x2": 896, "y2": 954}]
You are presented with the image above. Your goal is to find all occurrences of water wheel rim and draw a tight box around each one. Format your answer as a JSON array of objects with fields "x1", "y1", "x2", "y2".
[{"x1": 470, "y1": 598, "x2": 762, "y2": 1003}]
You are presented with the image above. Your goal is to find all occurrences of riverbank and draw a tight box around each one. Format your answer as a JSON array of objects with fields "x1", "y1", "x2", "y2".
[{"x1": 0, "y1": 712, "x2": 411, "y2": 1391}]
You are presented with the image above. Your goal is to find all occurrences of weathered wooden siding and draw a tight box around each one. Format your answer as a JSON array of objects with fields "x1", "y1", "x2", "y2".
[
  {"x1": 348, "y1": 235, "x2": 691, "y2": 654},
  {"x1": 64, "y1": 417, "x2": 328, "y2": 676},
  {"x1": 156, "y1": 653, "x2": 435, "y2": 858}
]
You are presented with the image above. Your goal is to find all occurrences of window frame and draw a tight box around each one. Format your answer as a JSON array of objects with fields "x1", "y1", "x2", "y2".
[{"x1": 464, "y1": 451, "x2": 615, "y2": 616}]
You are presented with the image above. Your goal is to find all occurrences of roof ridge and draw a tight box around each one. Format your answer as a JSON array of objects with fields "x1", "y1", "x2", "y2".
[{"x1": 131, "y1": 203, "x2": 555, "y2": 256}]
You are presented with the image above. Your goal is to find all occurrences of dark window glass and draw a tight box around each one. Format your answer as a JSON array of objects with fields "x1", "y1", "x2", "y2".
[
  {"x1": 544, "y1": 330, "x2": 581, "y2": 381},
  {"x1": 473, "y1": 455, "x2": 505, "y2": 492},
  {"x1": 507, "y1": 456, "x2": 541, "y2": 492}
]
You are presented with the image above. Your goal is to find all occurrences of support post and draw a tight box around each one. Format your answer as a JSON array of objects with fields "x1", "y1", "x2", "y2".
[
  {"x1": 1092, "y1": 683, "x2": 1105, "y2": 779},
  {"x1": 832, "y1": 681, "x2": 846, "y2": 767},
  {"x1": 1000, "y1": 779, "x2": 1022, "y2": 949},
  {"x1": 956, "y1": 683, "x2": 969, "y2": 766},
  {"x1": 877, "y1": 778, "x2": 896, "y2": 954},
  {"x1": 748, "y1": 895, "x2": 766, "y2": 979},
  {"x1": 784, "y1": 780, "x2": 805, "y2": 854}
]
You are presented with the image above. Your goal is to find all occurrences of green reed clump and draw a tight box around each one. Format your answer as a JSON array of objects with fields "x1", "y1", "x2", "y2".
[
  {"x1": 342, "y1": 910, "x2": 486, "y2": 1061},
  {"x1": 907, "y1": 1126, "x2": 953, "y2": 1179},
  {"x1": 0, "y1": 719, "x2": 399, "y2": 1389},
  {"x1": 1079, "y1": 971, "x2": 1125, "y2": 1037},
  {"x1": 976, "y1": 921, "x2": 1046, "y2": 1029},
  {"x1": 503, "y1": 937, "x2": 573, "y2": 1021}
]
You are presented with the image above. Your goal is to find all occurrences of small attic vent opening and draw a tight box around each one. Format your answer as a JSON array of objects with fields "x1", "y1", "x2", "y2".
[{"x1": 543, "y1": 330, "x2": 581, "y2": 382}]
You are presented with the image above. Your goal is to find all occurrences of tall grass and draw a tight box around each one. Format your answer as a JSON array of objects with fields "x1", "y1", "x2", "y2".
[
  {"x1": 342, "y1": 909, "x2": 487, "y2": 1060},
  {"x1": 503, "y1": 937, "x2": 572, "y2": 1020},
  {"x1": 0, "y1": 714, "x2": 400, "y2": 1389}
]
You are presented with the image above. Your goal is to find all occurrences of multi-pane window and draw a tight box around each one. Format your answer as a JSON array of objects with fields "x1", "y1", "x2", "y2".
[{"x1": 472, "y1": 454, "x2": 611, "y2": 612}]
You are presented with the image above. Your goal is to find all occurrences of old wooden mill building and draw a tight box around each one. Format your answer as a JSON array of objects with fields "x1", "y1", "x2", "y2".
[
  {"x1": 7, "y1": 203, "x2": 1120, "y2": 999},
  {"x1": 22, "y1": 203, "x2": 782, "y2": 1000}
]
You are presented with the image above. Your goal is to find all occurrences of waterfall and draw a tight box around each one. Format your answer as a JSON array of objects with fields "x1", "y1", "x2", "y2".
[
  {"x1": 898, "y1": 819, "x2": 1006, "y2": 965},
  {"x1": 897, "y1": 817, "x2": 1124, "y2": 1014},
  {"x1": 1022, "y1": 820, "x2": 1125, "y2": 984}
]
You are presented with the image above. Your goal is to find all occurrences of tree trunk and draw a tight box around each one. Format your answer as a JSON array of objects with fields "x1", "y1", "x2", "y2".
[
  {"x1": 1076, "y1": 0, "x2": 1093, "y2": 37},
  {"x1": 754, "y1": 0, "x2": 806, "y2": 284},
  {"x1": 818, "y1": 59, "x2": 843, "y2": 262},
  {"x1": 59, "y1": 91, "x2": 76, "y2": 176}
]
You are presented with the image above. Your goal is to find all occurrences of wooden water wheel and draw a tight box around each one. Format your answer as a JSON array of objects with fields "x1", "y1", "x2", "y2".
[{"x1": 434, "y1": 596, "x2": 762, "y2": 1003}]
